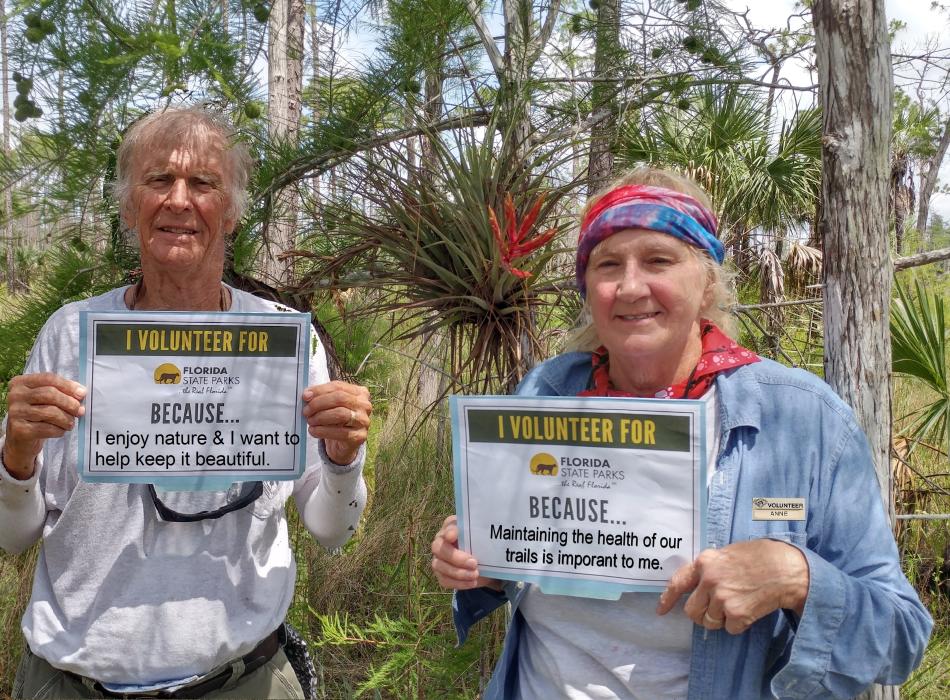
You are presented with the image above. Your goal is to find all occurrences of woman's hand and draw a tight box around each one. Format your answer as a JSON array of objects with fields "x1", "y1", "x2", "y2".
[
  {"x1": 431, "y1": 515, "x2": 502, "y2": 591},
  {"x1": 301, "y1": 381, "x2": 372, "y2": 466},
  {"x1": 656, "y1": 539, "x2": 809, "y2": 634},
  {"x1": 3, "y1": 373, "x2": 87, "y2": 480}
]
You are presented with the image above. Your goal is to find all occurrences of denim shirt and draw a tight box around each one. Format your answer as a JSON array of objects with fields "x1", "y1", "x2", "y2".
[{"x1": 453, "y1": 353, "x2": 932, "y2": 699}]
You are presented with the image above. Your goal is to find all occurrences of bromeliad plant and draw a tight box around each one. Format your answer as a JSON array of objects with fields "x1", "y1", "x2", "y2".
[
  {"x1": 293, "y1": 116, "x2": 578, "y2": 393},
  {"x1": 488, "y1": 193, "x2": 558, "y2": 280}
]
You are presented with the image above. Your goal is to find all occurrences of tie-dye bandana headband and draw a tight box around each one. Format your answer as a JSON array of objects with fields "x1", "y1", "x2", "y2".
[{"x1": 575, "y1": 184, "x2": 723, "y2": 296}]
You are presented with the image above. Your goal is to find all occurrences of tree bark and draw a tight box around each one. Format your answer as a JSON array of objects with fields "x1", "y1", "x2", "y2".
[
  {"x1": 915, "y1": 116, "x2": 950, "y2": 247},
  {"x1": 1, "y1": 1, "x2": 14, "y2": 292},
  {"x1": 416, "y1": 30, "x2": 448, "y2": 411},
  {"x1": 814, "y1": 2, "x2": 895, "y2": 697},
  {"x1": 586, "y1": 0, "x2": 620, "y2": 195},
  {"x1": 265, "y1": 0, "x2": 305, "y2": 286}
]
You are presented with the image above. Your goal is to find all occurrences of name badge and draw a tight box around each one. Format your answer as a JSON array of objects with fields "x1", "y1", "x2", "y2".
[{"x1": 752, "y1": 497, "x2": 805, "y2": 521}]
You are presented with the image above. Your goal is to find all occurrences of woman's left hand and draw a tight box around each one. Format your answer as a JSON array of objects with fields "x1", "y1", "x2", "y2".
[
  {"x1": 302, "y1": 381, "x2": 372, "y2": 465},
  {"x1": 656, "y1": 539, "x2": 809, "y2": 634}
]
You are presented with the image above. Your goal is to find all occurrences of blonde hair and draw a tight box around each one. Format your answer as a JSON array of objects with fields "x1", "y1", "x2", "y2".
[{"x1": 566, "y1": 166, "x2": 737, "y2": 352}]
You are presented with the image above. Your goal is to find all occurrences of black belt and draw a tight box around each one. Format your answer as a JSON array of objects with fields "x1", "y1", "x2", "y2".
[{"x1": 76, "y1": 627, "x2": 283, "y2": 699}]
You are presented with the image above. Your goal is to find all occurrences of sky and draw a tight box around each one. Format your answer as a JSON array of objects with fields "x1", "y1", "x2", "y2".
[
  {"x1": 333, "y1": 1, "x2": 950, "y2": 223},
  {"x1": 726, "y1": 0, "x2": 950, "y2": 221}
]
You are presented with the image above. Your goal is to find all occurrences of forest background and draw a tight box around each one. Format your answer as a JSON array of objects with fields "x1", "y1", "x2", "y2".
[{"x1": 0, "y1": 0, "x2": 949, "y2": 697}]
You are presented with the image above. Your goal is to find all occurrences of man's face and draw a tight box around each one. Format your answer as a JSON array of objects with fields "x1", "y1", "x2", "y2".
[{"x1": 123, "y1": 138, "x2": 235, "y2": 276}]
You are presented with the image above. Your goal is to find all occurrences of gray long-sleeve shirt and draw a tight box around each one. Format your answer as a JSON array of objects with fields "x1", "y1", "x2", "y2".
[{"x1": 0, "y1": 285, "x2": 366, "y2": 684}]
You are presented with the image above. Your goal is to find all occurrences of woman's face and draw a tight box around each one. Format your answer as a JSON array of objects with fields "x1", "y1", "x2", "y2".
[{"x1": 585, "y1": 229, "x2": 712, "y2": 367}]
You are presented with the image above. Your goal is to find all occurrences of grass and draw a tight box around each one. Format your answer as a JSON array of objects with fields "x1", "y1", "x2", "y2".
[
  {"x1": 0, "y1": 546, "x2": 37, "y2": 698},
  {"x1": 894, "y1": 375, "x2": 950, "y2": 699},
  {"x1": 904, "y1": 631, "x2": 950, "y2": 699},
  {"x1": 287, "y1": 362, "x2": 505, "y2": 698}
]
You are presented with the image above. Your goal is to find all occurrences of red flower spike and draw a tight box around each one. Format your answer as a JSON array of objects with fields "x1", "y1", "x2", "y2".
[
  {"x1": 488, "y1": 193, "x2": 557, "y2": 280},
  {"x1": 504, "y1": 195, "x2": 518, "y2": 240},
  {"x1": 510, "y1": 227, "x2": 557, "y2": 258},
  {"x1": 487, "y1": 205, "x2": 504, "y2": 252},
  {"x1": 517, "y1": 193, "x2": 546, "y2": 244}
]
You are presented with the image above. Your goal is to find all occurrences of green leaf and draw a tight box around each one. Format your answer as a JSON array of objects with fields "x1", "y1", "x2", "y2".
[{"x1": 891, "y1": 276, "x2": 949, "y2": 453}]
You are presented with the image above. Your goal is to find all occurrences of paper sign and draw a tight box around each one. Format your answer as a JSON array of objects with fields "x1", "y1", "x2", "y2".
[
  {"x1": 77, "y1": 311, "x2": 310, "y2": 486},
  {"x1": 451, "y1": 395, "x2": 706, "y2": 599}
]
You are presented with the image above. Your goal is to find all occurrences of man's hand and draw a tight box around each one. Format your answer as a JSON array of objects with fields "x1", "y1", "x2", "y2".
[
  {"x1": 301, "y1": 381, "x2": 372, "y2": 466},
  {"x1": 656, "y1": 539, "x2": 809, "y2": 634},
  {"x1": 4, "y1": 373, "x2": 87, "y2": 480},
  {"x1": 430, "y1": 515, "x2": 503, "y2": 591}
]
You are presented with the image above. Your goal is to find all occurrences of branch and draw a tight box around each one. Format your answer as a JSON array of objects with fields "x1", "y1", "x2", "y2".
[
  {"x1": 537, "y1": 75, "x2": 817, "y2": 92},
  {"x1": 916, "y1": 118, "x2": 950, "y2": 234},
  {"x1": 539, "y1": 106, "x2": 612, "y2": 144},
  {"x1": 894, "y1": 247, "x2": 950, "y2": 271},
  {"x1": 527, "y1": 0, "x2": 563, "y2": 68},
  {"x1": 255, "y1": 110, "x2": 491, "y2": 200},
  {"x1": 735, "y1": 298, "x2": 822, "y2": 311},
  {"x1": 466, "y1": 0, "x2": 505, "y2": 79}
]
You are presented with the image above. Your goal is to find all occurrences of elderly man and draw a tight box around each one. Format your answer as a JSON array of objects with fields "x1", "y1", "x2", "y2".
[{"x1": 0, "y1": 107, "x2": 371, "y2": 698}]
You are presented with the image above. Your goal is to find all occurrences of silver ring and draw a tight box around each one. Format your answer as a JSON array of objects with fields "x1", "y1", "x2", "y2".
[
  {"x1": 703, "y1": 611, "x2": 724, "y2": 626},
  {"x1": 346, "y1": 409, "x2": 357, "y2": 428}
]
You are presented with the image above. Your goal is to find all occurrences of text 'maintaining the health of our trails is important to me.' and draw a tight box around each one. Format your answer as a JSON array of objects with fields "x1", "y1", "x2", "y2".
[{"x1": 451, "y1": 395, "x2": 708, "y2": 599}]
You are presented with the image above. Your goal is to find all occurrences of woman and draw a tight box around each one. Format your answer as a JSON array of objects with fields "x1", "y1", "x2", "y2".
[{"x1": 430, "y1": 168, "x2": 932, "y2": 699}]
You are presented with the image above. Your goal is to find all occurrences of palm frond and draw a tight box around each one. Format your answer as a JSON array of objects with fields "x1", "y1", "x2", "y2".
[{"x1": 891, "y1": 276, "x2": 949, "y2": 454}]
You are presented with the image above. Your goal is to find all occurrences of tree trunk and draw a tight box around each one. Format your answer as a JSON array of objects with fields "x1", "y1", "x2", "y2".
[
  {"x1": 915, "y1": 117, "x2": 950, "y2": 248},
  {"x1": 586, "y1": 0, "x2": 620, "y2": 195},
  {"x1": 416, "y1": 45, "x2": 447, "y2": 411},
  {"x1": 265, "y1": 0, "x2": 305, "y2": 286},
  {"x1": 1, "y1": 1, "x2": 14, "y2": 293},
  {"x1": 420, "y1": 64, "x2": 444, "y2": 174},
  {"x1": 309, "y1": 0, "x2": 321, "y2": 204},
  {"x1": 814, "y1": 2, "x2": 895, "y2": 697}
]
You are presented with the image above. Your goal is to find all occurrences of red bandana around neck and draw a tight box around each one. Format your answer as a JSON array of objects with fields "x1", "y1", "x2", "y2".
[{"x1": 577, "y1": 321, "x2": 759, "y2": 400}]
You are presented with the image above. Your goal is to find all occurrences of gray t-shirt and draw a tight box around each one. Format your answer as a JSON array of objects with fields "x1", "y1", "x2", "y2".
[
  {"x1": 516, "y1": 390, "x2": 720, "y2": 699},
  {"x1": 0, "y1": 285, "x2": 366, "y2": 684}
]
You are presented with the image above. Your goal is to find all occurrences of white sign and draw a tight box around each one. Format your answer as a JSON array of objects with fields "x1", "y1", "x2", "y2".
[
  {"x1": 451, "y1": 395, "x2": 707, "y2": 599},
  {"x1": 77, "y1": 311, "x2": 310, "y2": 485}
]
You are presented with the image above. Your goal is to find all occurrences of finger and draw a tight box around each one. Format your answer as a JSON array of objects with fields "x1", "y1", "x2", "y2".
[
  {"x1": 657, "y1": 560, "x2": 700, "y2": 615},
  {"x1": 8, "y1": 420, "x2": 70, "y2": 442},
  {"x1": 307, "y1": 406, "x2": 364, "y2": 429},
  {"x1": 10, "y1": 403, "x2": 80, "y2": 434},
  {"x1": 431, "y1": 557, "x2": 482, "y2": 590},
  {"x1": 301, "y1": 382, "x2": 372, "y2": 414},
  {"x1": 683, "y1": 585, "x2": 713, "y2": 625},
  {"x1": 701, "y1": 594, "x2": 726, "y2": 628},
  {"x1": 430, "y1": 526, "x2": 481, "y2": 589},
  {"x1": 10, "y1": 382, "x2": 87, "y2": 419},
  {"x1": 15, "y1": 373, "x2": 87, "y2": 400},
  {"x1": 723, "y1": 613, "x2": 753, "y2": 636},
  {"x1": 431, "y1": 517, "x2": 462, "y2": 551},
  {"x1": 430, "y1": 547, "x2": 478, "y2": 575},
  {"x1": 308, "y1": 425, "x2": 366, "y2": 445},
  {"x1": 303, "y1": 397, "x2": 372, "y2": 425},
  {"x1": 701, "y1": 607, "x2": 726, "y2": 631},
  {"x1": 302, "y1": 380, "x2": 365, "y2": 399}
]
